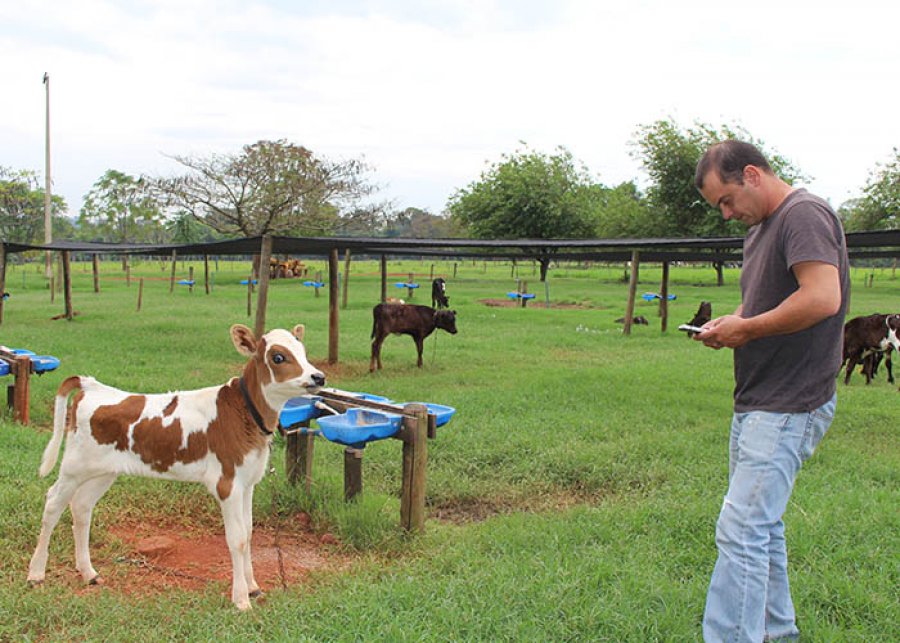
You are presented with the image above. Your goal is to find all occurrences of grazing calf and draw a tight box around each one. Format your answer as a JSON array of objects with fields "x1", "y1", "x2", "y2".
[
  {"x1": 370, "y1": 303, "x2": 457, "y2": 371},
  {"x1": 841, "y1": 313, "x2": 900, "y2": 384},
  {"x1": 685, "y1": 301, "x2": 712, "y2": 338},
  {"x1": 28, "y1": 324, "x2": 325, "y2": 610},
  {"x1": 431, "y1": 278, "x2": 449, "y2": 309}
]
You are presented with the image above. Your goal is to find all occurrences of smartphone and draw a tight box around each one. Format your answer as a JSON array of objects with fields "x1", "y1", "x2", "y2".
[{"x1": 678, "y1": 324, "x2": 706, "y2": 334}]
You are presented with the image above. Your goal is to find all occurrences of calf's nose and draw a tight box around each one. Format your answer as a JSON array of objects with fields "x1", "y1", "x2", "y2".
[{"x1": 311, "y1": 373, "x2": 326, "y2": 387}]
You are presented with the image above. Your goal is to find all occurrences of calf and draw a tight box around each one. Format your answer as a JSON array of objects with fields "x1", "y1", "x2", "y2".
[
  {"x1": 28, "y1": 324, "x2": 325, "y2": 610},
  {"x1": 370, "y1": 303, "x2": 457, "y2": 371},
  {"x1": 431, "y1": 278, "x2": 449, "y2": 309},
  {"x1": 842, "y1": 313, "x2": 900, "y2": 384}
]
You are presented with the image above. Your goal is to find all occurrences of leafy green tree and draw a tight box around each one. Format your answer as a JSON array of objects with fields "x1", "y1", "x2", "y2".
[
  {"x1": 448, "y1": 145, "x2": 596, "y2": 240},
  {"x1": 152, "y1": 140, "x2": 376, "y2": 237},
  {"x1": 78, "y1": 170, "x2": 165, "y2": 243},
  {"x1": 385, "y1": 207, "x2": 462, "y2": 238},
  {"x1": 587, "y1": 181, "x2": 655, "y2": 238},
  {"x1": 0, "y1": 167, "x2": 67, "y2": 244},
  {"x1": 631, "y1": 119, "x2": 805, "y2": 237},
  {"x1": 166, "y1": 211, "x2": 221, "y2": 244},
  {"x1": 841, "y1": 148, "x2": 899, "y2": 231}
]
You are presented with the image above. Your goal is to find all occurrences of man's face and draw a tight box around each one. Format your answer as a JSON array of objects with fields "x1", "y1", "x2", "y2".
[{"x1": 699, "y1": 167, "x2": 767, "y2": 227}]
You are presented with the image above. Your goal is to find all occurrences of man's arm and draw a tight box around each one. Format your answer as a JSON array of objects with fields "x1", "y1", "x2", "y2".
[{"x1": 697, "y1": 261, "x2": 841, "y2": 349}]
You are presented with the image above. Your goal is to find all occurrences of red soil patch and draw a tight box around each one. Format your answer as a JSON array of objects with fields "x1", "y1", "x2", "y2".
[{"x1": 92, "y1": 513, "x2": 351, "y2": 599}]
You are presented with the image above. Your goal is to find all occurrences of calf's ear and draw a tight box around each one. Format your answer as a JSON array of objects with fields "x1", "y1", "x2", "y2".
[
  {"x1": 230, "y1": 324, "x2": 257, "y2": 356},
  {"x1": 292, "y1": 324, "x2": 305, "y2": 342}
]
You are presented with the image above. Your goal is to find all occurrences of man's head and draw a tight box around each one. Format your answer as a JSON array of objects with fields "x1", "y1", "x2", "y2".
[{"x1": 695, "y1": 140, "x2": 787, "y2": 227}]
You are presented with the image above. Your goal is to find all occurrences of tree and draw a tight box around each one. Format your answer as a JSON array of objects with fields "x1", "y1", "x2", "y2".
[
  {"x1": 587, "y1": 181, "x2": 656, "y2": 239},
  {"x1": 841, "y1": 148, "x2": 899, "y2": 231},
  {"x1": 0, "y1": 167, "x2": 67, "y2": 244},
  {"x1": 448, "y1": 145, "x2": 596, "y2": 241},
  {"x1": 152, "y1": 140, "x2": 376, "y2": 237},
  {"x1": 78, "y1": 170, "x2": 166, "y2": 243},
  {"x1": 385, "y1": 207, "x2": 462, "y2": 238},
  {"x1": 630, "y1": 119, "x2": 806, "y2": 237}
]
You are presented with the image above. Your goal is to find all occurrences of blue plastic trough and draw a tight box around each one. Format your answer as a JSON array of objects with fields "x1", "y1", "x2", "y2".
[
  {"x1": 316, "y1": 408, "x2": 403, "y2": 448},
  {"x1": 642, "y1": 292, "x2": 676, "y2": 301},
  {"x1": 240, "y1": 279, "x2": 258, "y2": 285},
  {"x1": 394, "y1": 282, "x2": 419, "y2": 289},
  {"x1": 0, "y1": 350, "x2": 60, "y2": 374},
  {"x1": 399, "y1": 402, "x2": 456, "y2": 427},
  {"x1": 303, "y1": 280, "x2": 325, "y2": 288},
  {"x1": 280, "y1": 396, "x2": 323, "y2": 429},
  {"x1": 0, "y1": 362, "x2": 9, "y2": 376},
  {"x1": 177, "y1": 279, "x2": 194, "y2": 286}
]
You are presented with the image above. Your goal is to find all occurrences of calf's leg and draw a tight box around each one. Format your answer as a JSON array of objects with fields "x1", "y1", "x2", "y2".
[
  {"x1": 71, "y1": 473, "x2": 118, "y2": 583},
  {"x1": 219, "y1": 488, "x2": 252, "y2": 610},
  {"x1": 28, "y1": 475, "x2": 82, "y2": 583},
  {"x1": 242, "y1": 485, "x2": 260, "y2": 597}
]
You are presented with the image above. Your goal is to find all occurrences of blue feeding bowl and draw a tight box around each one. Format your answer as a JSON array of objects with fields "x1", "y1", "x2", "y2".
[
  {"x1": 400, "y1": 402, "x2": 456, "y2": 428},
  {"x1": 280, "y1": 396, "x2": 323, "y2": 427},
  {"x1": 316, "y1": 408, "x2": 403, "y2": 448},
  {"x1": 303, "y1": 280, "x2": 325, "y2": 287},
  {"x1": 31, "y1": 356, "x2": 60, "y2": 374},
  {"x1": 177, "y1": 279, "x2": 194, "y2": 286},
  {"x1": 347, "y1": 392, "x2": 393, "y2": 404},
  {"x1": 9, "y1": 348, "x2": 36, "y2": 356},
  {"x1": 506, "y1": 291, "x2": 520, "y2": 299},
  {"x1": 240, "y1": 279, "x2": 258, "y2": 285},
  {"x1": 0, "y1": 361, "x2": 9, "y2": 376}
]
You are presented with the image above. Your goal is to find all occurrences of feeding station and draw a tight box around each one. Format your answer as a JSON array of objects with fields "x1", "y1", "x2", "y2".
[
  {"x1": 278, "y1": 388, "x2": 455, "y2": 533},
  {"x1": 0, "y1": 347, "x2": 60, "y2": 424},
  {"x1": 506, "y1": 280, "x2": 536, "y2": 307}
]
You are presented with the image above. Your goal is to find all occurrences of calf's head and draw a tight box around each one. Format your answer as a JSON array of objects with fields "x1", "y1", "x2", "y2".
[
  {"x1": 434, "y1": 309, "x2": 458, "y2": 334},
  {"x1": 230, "y1": 324, "x2": 325, "y2": 409}
]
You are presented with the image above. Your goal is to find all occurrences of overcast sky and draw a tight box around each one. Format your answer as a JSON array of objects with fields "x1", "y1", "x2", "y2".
[{"x1": 2, "y1": 0, "x2": 898, "y2": 221}]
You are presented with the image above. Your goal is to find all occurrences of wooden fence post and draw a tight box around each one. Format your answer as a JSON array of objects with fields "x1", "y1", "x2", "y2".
[
  {"x1": 62, "y1": 250, "x2": 73, "y2": 321},
  {"x1": 660, "y1": 261, "x2": 670, "y2": 332},
  {"x1": 344, "y1": 447, "x2": 364, "y2": 501},
  {"x1": 342, "y1": 249, "x2": 351, "y2": 310},
  {"x1": 169, "y1": 250, "x2": 177, "y2": 292},
  {"x1": 400, "y1": 403, "x2": 429, "y2": 532},
  {"x1": 136, "y1": 278, "x2": 144, "y2": 312},
  {"x1": 92, "y1": 254, "x2": 100, "y2": 293},
  {"x1": 623, "y1": 250, "x2": 640, "y2": 336},
  {"x1": 380, "y1": 255, "x2": 387, "y2": 303},
  {"x1": 286, "y1": 426, "x2": 316, "y2": 493},
  {"x1": 328, "y1": 248, "x2": 339, "y2": 364}
]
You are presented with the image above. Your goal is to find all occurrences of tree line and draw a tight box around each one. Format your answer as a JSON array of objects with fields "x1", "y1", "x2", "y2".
[{"x1": 1, "y1": 119, "x2": 896, "y2": 247}]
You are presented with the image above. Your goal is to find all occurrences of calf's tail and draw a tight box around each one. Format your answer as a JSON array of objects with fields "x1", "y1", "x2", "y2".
[{"x1": 39, "y1": 376, "x2": 82, "y2": 478}]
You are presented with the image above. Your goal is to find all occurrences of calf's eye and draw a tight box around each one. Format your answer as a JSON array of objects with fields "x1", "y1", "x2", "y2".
[{"x1": 272, "y1": 353, "x2": 286, "y2": 364}]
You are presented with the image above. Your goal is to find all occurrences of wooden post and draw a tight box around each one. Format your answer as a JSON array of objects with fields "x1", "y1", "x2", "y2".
[
  {"x1": 407, "y1": 272, "x2": 414, "y2": 300},
  {"x1": 50, "y1": 276, "x2": 55, "y2": 303},
  {"x1": 169, "y1": 250, "x2": 177, "y2": 292},
  {"x1": 188, "y1": 266, "x2": 194, "y2": 294},
  {"x1": 343, "y1": 447, "x2": 364, "y2": 501},
  {"x1": 429, "y1": 264, "x2": 434, "y2": 281},
  {"x1": 126, "y1": 261, "x2": 131, "y2": 287},
  {"x1": 12, "y1": 354, "x2": 31, "y2": 424},
  {"x1": 253, "y1": 235, "x2": 273, "y2": 338},
  {"x1": 204, "y1": 255, "x2": 210, "y2": 294},
  {"x1": 659, "y1": 261, "x2": 670, "y2": 332},
  {"x1": 380, "y1": 255, "x2": 387, "y2": 303},
  {"x1": 62, "y1": 250, "x2": 73, "y2": 321},
  {"x1": 247, "y1": 274, "x2": 253, "y2": 317},
  {"x1": 136, "y1": 278, "x2": 144, "y2": 312},
  {"x1": 286, "y1": 426, "x2": 316, "y2": 493},
  {"x1": 453, "y1": 262, "x2": 457, "y2": 279},
  {"x1": 399, "y1": 403, "x2": 429, "y2": 532},
  {"x1": 0, "y1": 243, "x2": 6, "y2": 325},
  {"x1": 341, "y1": 248, "x2": 351, "y2": 310},
  {"x1": 328, "y1": 248, "x2": 339, "y2": 364},
  {"x1": 623, "y1": 250, "x2": 640, "y2": 336},
  {"x1": 92, "y1": 254, "x2": 100, "y2": 293}
]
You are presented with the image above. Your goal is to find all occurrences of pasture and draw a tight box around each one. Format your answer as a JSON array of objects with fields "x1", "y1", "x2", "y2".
[{"x1": 0, "y1": 256, "x2": 896, "y2": 641}]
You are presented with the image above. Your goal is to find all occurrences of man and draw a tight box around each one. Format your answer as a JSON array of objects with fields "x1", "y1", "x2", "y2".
[{"x1": 692, "y1": 140, "x2": 850, "y2": 642}]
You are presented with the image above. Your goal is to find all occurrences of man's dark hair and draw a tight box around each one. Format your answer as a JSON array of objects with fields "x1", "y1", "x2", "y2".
[{"x1": 694, "y1": 140, "x2": 773, "y2": 190}]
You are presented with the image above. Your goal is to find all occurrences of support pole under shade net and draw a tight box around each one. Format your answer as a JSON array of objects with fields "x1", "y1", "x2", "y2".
[
  {"x1": 328, "y1": 247, "x2": 339, "y2": 364},
  {"x1": 623, "y1": 250, "x2": 640, "y2": 336}
]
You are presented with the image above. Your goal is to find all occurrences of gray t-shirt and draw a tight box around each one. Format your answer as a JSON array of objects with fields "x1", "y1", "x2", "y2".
[{"x1": 734, "y1": 188, "x2": 850, "y2": 413}]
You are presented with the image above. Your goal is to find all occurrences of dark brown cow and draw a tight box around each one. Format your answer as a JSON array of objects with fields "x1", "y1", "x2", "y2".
[
  {"x1": 685, "y1": 301, "x2": 712, "y2": 338},
  {"x1": 841, "y1": 313, "x2": 900, "y2": 384},
  {"x1": 28, "y1": 324, "x2": 325, "y2": 610},
  {"x1": 370, "y1": 303, "x2": 457, "y2": 371}
]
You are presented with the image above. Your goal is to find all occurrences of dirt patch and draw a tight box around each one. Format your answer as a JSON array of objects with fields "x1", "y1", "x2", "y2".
[
  {"x1": 479, "y1": 298, "x2": 597, "y2": 310},
  {"x1": 87, "y1": 513, "x2": 353, "y2": 599},
  {"x1": 430, "y1": 490, "x2": 599, "y2": 524}
]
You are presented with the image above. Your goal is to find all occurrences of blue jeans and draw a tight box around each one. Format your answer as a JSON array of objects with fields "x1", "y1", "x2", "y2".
[{"x1": 703, "y1": 394, "x2": 835, "y2": 643}]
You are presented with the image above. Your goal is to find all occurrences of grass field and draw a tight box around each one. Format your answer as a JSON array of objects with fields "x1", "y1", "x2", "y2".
[{"x1": 0, "y1": 255, "x2": 897, "y2": 641}]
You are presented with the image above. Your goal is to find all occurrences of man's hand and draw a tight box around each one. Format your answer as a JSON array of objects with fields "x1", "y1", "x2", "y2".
[{"x1": 693, "y1": 315, "x2": 750, "y2": 349}]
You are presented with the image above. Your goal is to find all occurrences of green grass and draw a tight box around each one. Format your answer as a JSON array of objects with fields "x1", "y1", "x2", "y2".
[{"x1": 0, "y1": 256, "x2": 897, "y2": 641}]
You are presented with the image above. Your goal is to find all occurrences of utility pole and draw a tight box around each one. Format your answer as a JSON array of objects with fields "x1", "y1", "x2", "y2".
[{"x1": 43, "y1": 72, "x2": 52, "y2": 280}]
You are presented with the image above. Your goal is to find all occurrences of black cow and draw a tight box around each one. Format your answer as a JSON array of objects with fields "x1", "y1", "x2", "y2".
[
  {"x1": 431, "y1": 278, "x2": 449, "y2": 309},
  {"x1": 841, "y1": 313, "x2": 900, "y2": 384},
  {"x1": 370, "y1": 303, "x2": 457, "y2": 371}
]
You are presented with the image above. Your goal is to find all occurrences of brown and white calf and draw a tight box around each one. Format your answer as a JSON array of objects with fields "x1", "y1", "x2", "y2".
[
  {"x1": 28, "y1": 324, "x2": 325, "y2": 610},
  {"x1": 370, "y1": 303, "x2": 457, "y2": 371},
  {"x1": 841, "y1": 313, "x2": 900, "y2": 384}
]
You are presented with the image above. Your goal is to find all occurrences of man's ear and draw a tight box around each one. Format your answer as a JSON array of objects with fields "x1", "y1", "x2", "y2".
[{"x1": 743, "y1": 165, "x2": 762, "y2": 187}]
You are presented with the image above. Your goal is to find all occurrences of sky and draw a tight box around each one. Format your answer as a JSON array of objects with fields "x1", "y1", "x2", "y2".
[{"x1": 2, "y1": 0, "x2": 898, "y2": 222}]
